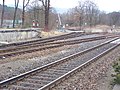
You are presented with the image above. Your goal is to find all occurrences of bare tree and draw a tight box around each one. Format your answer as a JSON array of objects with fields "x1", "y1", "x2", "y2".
[
  {"x1": 97, "y1": 11, "x2": 120, "y2": 26},
  {"x1": 109, "y1": 12, "x2": 120, "y2": 26},
  {"x1": 75, "y1": 1, "x2": 85, "y2": 29},
  {"x1": 13, "y1": 0, "x2": 19, "y2": 28},
  {"x1": 39, "y1": 0, "x2": 50, "y2": 31},
  {"x1": 49, "y1": 8, "x2": 57, "y2": 29},
  {"x1": 26, "y1": 0, "x2": 45, "y2": 28},
  {"x1": 22, "y1": 0, "x2": 30, "y2": 28},
  {"x1": 26, "y1": 0, "x2": 57, "y2": 29},
  {"x1": 84, "y1": 0, "x2": 99, "y2": 27},
  {"x1": 0, "y1": 0, "x2": 5, "y2": 28},
  {"x1": 62, "y1": 0, "x2": 99, "y2": 29}
]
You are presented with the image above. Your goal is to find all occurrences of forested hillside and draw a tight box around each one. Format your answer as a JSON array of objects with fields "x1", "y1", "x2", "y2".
[{"x1": 0, "y1": 4, "x2": 21, "y2": 20}]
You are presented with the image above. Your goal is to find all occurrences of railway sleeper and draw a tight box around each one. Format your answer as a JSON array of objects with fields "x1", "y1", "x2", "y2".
[
  {"x1": 16, "y1": 81, "x2": 43, "y2": 88},
  {"x1": 8, "y1": 85, "x2": 38, "y2": 90},
  {"x1": 44, "y1": 70, "x2": 66, "y2": 75},
  {"x1": 33, "y1": 74, "x2": 58, "y2": 78},
  {"x1": 25, "y1": 78, "x2": 53, "y2": 84},
  {"x1": 55, "y1": 68, "x2": 70, "y2": 71},
  {"x1": 28, "y1": 77, "x2": 54, "y2": 81},
  {"x1": 48, "y1": 69, "x2": 68, "y2": 73}
]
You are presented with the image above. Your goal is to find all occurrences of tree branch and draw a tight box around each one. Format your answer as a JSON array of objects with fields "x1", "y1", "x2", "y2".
[
  {"x1": 15, "y1": 0, "x2": 19, "y2": 8},
  {"x1": 24, "y1": 0, "x2": 30, "y2": 8},
  {"x1": 39, "y1": 0, "x2": 45, "y2": 8}
]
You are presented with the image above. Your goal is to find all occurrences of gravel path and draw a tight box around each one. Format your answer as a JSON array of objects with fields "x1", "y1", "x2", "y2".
[
  {"x1": 52, "y1": 45, "x2": 120, "y2": 90},
  {"x1": 0, "y1": 39, "x2": 112, "y2": 82}
]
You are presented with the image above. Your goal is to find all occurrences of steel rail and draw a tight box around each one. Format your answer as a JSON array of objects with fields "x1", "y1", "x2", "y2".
[
  {"x1": 0, "y1": 37, "x2": 117, "y2": 58},
  {"x1": 0, "y1": 32, "x2": 113, "y2": 50},
  {"x1": 0, "y1": 32, "x2": 84, "y2": 50},
  {"x1": 39, "y1": 39, "x2": 120, "y2": 90},
  {"x1": 0, "y1": 37, "x2": 118, "y2": 88},
  {"x1": 0, "y1": 32, "x2": 78, "y2": 48},
  {"x1": 0, "y1": 36, "x2": 110, "y2": 53}
]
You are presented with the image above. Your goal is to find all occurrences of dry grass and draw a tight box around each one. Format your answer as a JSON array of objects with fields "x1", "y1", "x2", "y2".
[{"x1": 41, "y1": 30, "x2": 67, "y2": 38}]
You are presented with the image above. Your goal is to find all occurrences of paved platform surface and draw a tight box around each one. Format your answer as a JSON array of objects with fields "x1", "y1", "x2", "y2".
[{"x1": 113, "y1": 85, "x2": 120, "y2": 90}]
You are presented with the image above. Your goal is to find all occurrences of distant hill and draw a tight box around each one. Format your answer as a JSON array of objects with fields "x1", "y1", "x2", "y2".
[{"x1": 0, "y1": 4, "x2": 22, "y2": 20}]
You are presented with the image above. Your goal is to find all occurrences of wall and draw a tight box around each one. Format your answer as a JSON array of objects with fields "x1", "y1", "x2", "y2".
[{"x1": 0, "y1": 30, "x2": 39, "y2": 43}]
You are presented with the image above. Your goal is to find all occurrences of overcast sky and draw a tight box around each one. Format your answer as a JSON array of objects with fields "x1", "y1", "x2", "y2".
[{"x1": 0, "y1": 0, "x2": 120, "y2": 12}]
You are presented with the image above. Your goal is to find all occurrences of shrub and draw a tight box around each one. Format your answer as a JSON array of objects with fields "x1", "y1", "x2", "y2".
[{"x1": 112, "y1": 61, "x2": 120, "y2": 84}]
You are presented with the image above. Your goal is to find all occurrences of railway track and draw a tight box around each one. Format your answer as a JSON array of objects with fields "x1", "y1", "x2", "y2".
[
  {"x1": 0, "y1": 37, "x2": 119, "y2": 90},
  {"x1": 0, "y1": 35, "x2": 116, "y2": 59},
  {"x1": 0, "y1": 35, "x2": 109, "y2": 51},
  {"x1": 0, "y1": 32, "x2": 82, "y2": 48},
  {"x1": 0, "y1": 32, "x2": 115, "y2": 50}
]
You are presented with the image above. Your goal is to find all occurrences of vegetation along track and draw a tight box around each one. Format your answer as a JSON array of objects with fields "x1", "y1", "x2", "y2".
[
  {"x1": 0, "y1": 35, "x2": 117, "y2": 59},
  {"x1": 0, "y1": 37, "x2": 119, "y2": 90}
]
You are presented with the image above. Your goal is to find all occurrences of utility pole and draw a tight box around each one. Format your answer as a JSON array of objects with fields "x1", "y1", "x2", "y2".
[{"x1": 58, "y1": 13, "x2": 62, "y2": 29}]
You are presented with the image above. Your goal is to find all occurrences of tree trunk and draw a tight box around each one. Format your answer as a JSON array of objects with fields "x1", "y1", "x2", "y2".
[
  {"x1": 13, "y1": 8, "x2": 17, "y2": 28},
  {"x1": 22, "y1": 8, "x2": 25, "y2": 28},
  {"x1": 1, "y1": 0, "x2": 5, "y2": 28},
  {"x1": 13, "y1": 0, "x2": 19, "y2": 28},
  {"x1": 44, "y1": 0, "x2": 50, "y2": 31},
  {"x1": 22, "y1": 0, "x2": 25, "y2": 28},
  {"x1": 44, "y1": 7, "x2": 49, "y2": 31},
  {"x1": 22, "y1": 0, "x2": 30, "y2": 28}
]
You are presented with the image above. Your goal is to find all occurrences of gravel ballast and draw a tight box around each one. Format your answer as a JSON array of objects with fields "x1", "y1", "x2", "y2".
[
  {"x1": 52, "y1": 45, "x2": 120, "y2": 90},
  {"x1": 0, "y1": 39, "x2": 111, "y2": 81}
]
